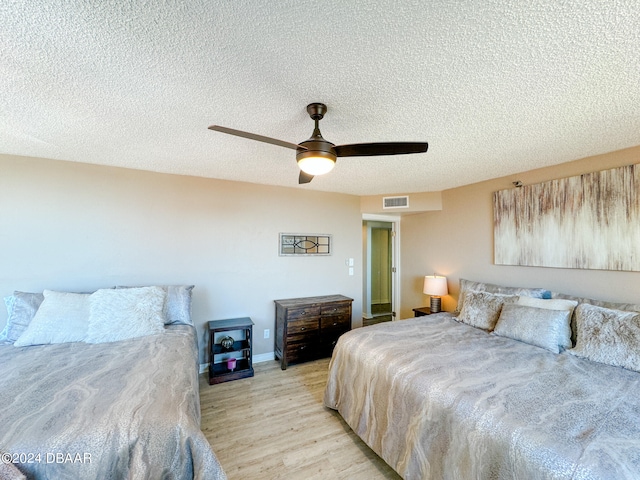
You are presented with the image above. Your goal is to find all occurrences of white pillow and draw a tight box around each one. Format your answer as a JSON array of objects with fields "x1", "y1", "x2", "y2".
[
  {"x1": 115, "y1": 284, "x2": 194, "y2": 325},
  {"x1": 516, "y1": 296, "x2": 578, "y2": 312},
  {"x1": 14, "y1": 290, "x2": 91, "y2": 347},
  {"x1": 85, "y1": 287, "x2": 166, "y2": 344}
]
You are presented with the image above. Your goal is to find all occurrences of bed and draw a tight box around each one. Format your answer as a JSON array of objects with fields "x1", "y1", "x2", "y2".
[
  {"x1": 324, "y1": 280, "x2": 640, "y2": 480},
  {"x1": 0, "y1": 286, "x2": 226, "y2": 480}
]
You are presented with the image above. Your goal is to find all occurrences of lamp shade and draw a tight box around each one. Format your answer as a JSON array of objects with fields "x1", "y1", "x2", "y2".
[{"x1": 423, "y1": 275, "x2": 448, "y2": 296}]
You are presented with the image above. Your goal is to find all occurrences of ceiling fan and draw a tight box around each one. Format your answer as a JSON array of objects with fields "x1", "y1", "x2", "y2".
[{"x1": 208, "y1": 103, "x2": 428, "y2": 184}]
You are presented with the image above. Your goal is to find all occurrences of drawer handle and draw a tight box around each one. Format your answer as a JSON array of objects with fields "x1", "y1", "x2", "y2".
[
  {"x1": 300, "y1": 327, "x2": 306, "y2": 331},
  {"x1": 332, "y1": 322, "x2": 338, "y2": 326},
  {"x1": 300, "y1": 345, "x2": 307, "y2": 350}
]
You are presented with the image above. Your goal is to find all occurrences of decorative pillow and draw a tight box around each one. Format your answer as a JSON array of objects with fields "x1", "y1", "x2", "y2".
[
  {"x1": 457, "y1": 291, "x2": 518, "y2": 330},
  {"x1": 13, "y1": 290, "x2": 91, "y2": 347},
  {"x1": 494, "y1": 304, "x2": 572, "y2": 353},
  {"x1": 515, "y1": 296, "x2": 578, "y2": 349},
  {"x1": 455, "y1": 278, "x2": 550, "y2": 315},
  {"x1": 551, "y1": 292, "x2": 640, "y2": 345},
  {"x1": 116, "y1": 285, "x2": 194, "y2": 325},
  {"x1": 0, "y1": 291, "x2": 44, "y2": 343},
  {"x1": 85, "y1": 286, "x2": 166, "y2": 344},
  {"x1": 568, "y1": 303, "x2": 640, "y2": 372}
]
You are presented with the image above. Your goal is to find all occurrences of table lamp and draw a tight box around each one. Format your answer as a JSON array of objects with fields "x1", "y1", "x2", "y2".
[{"x1": 423, "y1": 275, "x2": 448, "y2": 313}]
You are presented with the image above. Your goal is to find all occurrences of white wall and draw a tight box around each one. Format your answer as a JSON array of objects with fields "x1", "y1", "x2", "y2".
[
  {"x1": 399, "y1": 145, "x2": 640, "y2": 319},
  {"x1": 0, "y1": 155, "x2": 363, "y2": 365}
]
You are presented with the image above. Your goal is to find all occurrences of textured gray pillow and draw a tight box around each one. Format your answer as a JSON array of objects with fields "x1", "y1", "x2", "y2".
[
  {"x1": 568, "y1": 303, "x2": 640, "y2": 372},
  {"x1": 551, "y1": 292, "x2": 640, "y2": 345},
  {"x1": 85, "y1": 286, "x2": 166, "y2": 344},
  {"x1": 13, "y1": 290, "x2": 91, "y2": 347},
  {"x1": 494, "y1": 304, "x2": 572, "y2": 353},
  {"x1": 515, "y1": 297, "x2": 578, "y2": 350},
  {"x1": 455, "y1": 278, "x2": 550, "y2": 315},
  {"x1": 1, "y1": 291, "x2": 44, "y2": 343},
  {"x1": 457, "y1": 291, "x2": 518, "y2": 330},
  {"x1": 116, "y1": 285, "x2": 194, "y2": 325}
]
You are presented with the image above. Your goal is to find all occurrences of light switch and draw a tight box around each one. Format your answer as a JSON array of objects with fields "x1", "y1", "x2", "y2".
[
  {"x1": 348, "y1": 267, "x2": 354, "y2": 276},
  {"x1": 348, "y1": 258, "x2": 354, "y2": 266}
]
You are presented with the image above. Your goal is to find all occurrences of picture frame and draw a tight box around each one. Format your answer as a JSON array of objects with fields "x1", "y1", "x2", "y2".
[
  {"x1": 493, "y1": 163, "x2": 640, "y2": 271},
  {"x1": 279, "y1": 233, "x2": 332, "y2": 256}
]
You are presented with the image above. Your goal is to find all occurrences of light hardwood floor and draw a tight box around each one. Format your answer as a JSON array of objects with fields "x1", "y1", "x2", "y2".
[{"x1": 199, "y1": 358, "x2": 401, "y2": 480}]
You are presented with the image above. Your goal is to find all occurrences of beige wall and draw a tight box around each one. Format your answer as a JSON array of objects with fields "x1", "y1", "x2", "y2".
[
  {"x1": 5, "y1": 146, "x2": 639, "y2": 359},
  {"x1": 0, "y1": 155, "x2": 363, "y2": 366},
  {"x1": 400, "y1": 145, "x2": 640, "y2": 319}
]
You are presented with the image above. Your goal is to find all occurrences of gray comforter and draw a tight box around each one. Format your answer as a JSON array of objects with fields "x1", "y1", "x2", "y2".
[
  {"x1": 324, "y1": 314, "x2": 640, "y2": 479},
  {"x1": 0, "y1": 325, "x2": 226, "y2": 480}
]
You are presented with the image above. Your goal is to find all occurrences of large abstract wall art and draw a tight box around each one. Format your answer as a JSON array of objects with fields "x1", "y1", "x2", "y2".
[{"x1": 493, "y1": 163, "x2": 640, "y2": 271}]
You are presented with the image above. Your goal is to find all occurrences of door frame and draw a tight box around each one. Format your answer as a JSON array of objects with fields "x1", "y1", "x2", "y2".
[{"x1": 362, "y1": 213, "x2": 401, "y2": 320}]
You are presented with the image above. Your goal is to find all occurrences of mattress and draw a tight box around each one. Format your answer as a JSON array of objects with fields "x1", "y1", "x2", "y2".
[
  {"x1": 0, "y1": 325, "x2": 226, "y2": 480},
  {"x1": 324, "y1": 314, "x2": 640, "y2": 479}
]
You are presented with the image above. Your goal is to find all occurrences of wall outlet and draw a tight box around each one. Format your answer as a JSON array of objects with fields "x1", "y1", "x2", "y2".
[{"x1": 264, "y1": 329, "x2": 270, "y2": 339}]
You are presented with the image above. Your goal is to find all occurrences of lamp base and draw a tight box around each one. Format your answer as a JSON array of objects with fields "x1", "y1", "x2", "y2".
[{"x1": 430, "y1": 296, "x2": 442, "y2": 313}]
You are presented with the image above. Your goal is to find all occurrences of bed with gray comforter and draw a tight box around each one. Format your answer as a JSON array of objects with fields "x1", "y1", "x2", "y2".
[
  {"x1": 0, "y1": 324, "x2": 225, "y2": 480},
  {"x1": 324, "y1": 313, "x2": 640, "y2": 479}
]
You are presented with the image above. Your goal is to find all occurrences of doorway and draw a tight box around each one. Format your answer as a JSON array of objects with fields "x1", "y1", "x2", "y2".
[{"x1": 362, "y1": 217, "x2": 398, "y2": 326}]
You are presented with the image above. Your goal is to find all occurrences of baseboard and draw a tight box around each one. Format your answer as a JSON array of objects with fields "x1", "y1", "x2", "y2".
[
  {"x1": 199, "y1": 351, "x2": 275, "y2": 374},
  {"x1": 253, "y1": 352, "x2": 275, "y2": 363}
]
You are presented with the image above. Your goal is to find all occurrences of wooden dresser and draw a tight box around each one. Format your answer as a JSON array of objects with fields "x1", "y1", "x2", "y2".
[{"x1": 274, "y1": 294, "x2": 353, "y2": 370}]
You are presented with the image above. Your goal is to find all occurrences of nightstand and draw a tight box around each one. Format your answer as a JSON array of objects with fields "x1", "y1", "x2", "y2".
[
  {"x1": 412, "y1": 307, "x2": 432, "y2": 317},
  {"x1": 208, "y1": 317, "x2": 254, "y2": 385}
]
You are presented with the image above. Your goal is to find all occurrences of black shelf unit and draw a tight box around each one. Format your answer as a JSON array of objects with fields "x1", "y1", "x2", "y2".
[{"x1": 208, "y1": 317, "x2": 254, "y2": 385}]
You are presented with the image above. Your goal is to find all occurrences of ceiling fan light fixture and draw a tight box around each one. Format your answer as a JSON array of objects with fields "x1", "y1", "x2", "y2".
[
  {"x1": 209, "y1": 102, "x2": 428, "y2": 184},
  {"x1": 297, "y1": 154, "x2": 336, "y2": 176}
]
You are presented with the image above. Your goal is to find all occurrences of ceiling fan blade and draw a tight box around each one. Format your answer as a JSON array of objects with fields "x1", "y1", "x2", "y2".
[
  {"x1": 298, "y1": 171, "x2": 314, "y2": 184},
  {"x1": 208, "y1": 125, "x2": 306, "y2": 151},
  {"x1": 334, "y1": 142, "x2": 428, "y2": 157}
]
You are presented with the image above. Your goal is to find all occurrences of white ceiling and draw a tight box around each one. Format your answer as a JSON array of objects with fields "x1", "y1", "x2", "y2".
[{"x1": 2, "y1": 1, "x2": 639, "y2": 196}]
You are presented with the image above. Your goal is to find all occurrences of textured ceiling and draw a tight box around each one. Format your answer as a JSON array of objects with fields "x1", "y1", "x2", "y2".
[{"x1": 2, "y1": 1, "x2": 639, "y2": 196}]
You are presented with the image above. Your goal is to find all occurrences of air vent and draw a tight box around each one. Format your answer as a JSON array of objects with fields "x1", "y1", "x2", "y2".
[{"x1": 383, "y1": 196, "x2": 409, "y2": 209}]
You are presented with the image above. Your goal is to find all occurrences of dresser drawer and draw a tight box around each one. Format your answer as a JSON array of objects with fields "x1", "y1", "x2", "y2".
[
  {"x1": 320, "y1": 315, "x2": 350, "y2": 331},
  {"x1": 286, "y1": 342, "x2": 317, "y2": 363},
  {"x1": 320, "y1": 335, "x2": 343, "y2": 354},
  {"x1": 287, "y1": 306, "x2": 320, "y2": 320},
  {"x1": 287, "y1": 317, "x2": 319, "y2": 336},
  {"x1": 321, "y1": 304, "x2": 351, "y2": 316}
]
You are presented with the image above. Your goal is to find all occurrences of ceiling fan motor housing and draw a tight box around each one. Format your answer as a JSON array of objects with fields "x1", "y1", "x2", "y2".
[{"x1": 296, "y1": 139, "x2": 337, "y2": 163}]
